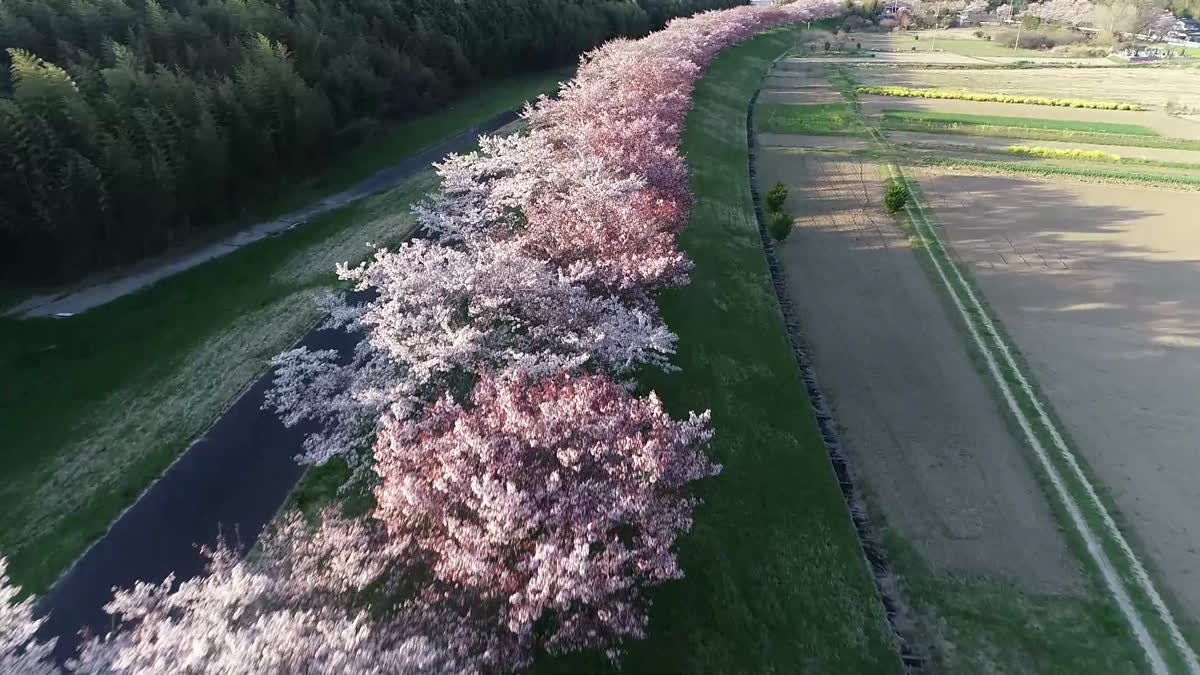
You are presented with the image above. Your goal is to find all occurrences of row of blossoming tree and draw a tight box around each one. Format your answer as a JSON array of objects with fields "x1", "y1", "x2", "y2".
[{"x1": 3, "y1": 2, "x2": 839, "y2": 672}]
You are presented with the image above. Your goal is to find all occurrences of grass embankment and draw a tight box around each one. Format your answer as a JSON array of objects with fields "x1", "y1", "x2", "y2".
[
  {"x1": 756, "y1": 102, "x2": 866, "y2": 135},
  {"x1": 858, "y1": 86, "x2": 1142, "y2": 110},
  {"x1": 0, "y1": 70, "x2": 560, "y2": 594},
  {"x1": 537, "y1": 27, "x2": 899, "y2": 673}
]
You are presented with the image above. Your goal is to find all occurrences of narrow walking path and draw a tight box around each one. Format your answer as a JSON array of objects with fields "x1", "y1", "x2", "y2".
[
  {"x1": 32, "y1": 109, "x2": 518, "y2": 661},
  {"x1": 7, "y1": 110, "x2": 518, "y2": 319}
]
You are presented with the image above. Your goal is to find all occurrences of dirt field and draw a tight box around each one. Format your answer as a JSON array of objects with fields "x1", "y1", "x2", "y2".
[
  {"x1": 861, "y1": 95, "x2": 1200, "y2": 140},
  {"x1": 852, "y1": 66, "x2": 1200, "y2": 110},
  {"x1": 887, "y1": 130, "x2": 1200, "y2": 165},
  {"x1": 910, "y1": 168, "x2": 1200, "y2": 623},
  {"x1": 756, "y1": 148, "x2": 1080, "y2": 593}
]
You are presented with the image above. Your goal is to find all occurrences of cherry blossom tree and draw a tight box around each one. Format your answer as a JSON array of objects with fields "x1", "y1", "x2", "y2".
[
  {"x1": 71, "y1": 511, "x2": 486, "y2": 675},
  {"x1": 265, "y1": 238, "x2": 678, "y2": 467},
  {"x1": 1025, "y1": 0, "x2": 1094, "y2": 26},
  {"x1": 257, "y1": 2, "x2": 842, "y2": 668},
  {"x1": 1140, "y1": 7, "x2": 1176, "y2": 36},
  {"x1": 372, "y1": 371, "x2": 718, "y2": 660},
  {"x1": 1, "y1": 558, "x2": 58, "y2": 675}
]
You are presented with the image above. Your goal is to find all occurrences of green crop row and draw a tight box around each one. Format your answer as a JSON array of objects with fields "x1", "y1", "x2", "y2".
[{"x1": 858, "y1": 86, "x2": 1142, "y2": 111}]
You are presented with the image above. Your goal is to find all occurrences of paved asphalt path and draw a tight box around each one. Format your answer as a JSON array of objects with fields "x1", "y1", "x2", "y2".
[
  {"x1": 33, "y1": 109, "x2": 521, "y2": 662},
  {"x1": 9, "y1": 109, "x2": 521, "y2": 319}
]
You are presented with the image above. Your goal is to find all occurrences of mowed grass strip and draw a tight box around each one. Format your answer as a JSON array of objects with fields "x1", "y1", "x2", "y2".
[
  {"x1": 880, "y1": 110, "x2": 1159, "y2": 136},
  {"x1": 537, "y1": 27, "x2": 898, "y2": 673},
  {"x1": 757, "y1": 102, "x2": 866, "y2": 135}
]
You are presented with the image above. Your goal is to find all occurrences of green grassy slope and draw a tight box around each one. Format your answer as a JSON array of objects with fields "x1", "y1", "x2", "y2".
[{"x1": 539, "y1": 27, "x2": 898, "y2": 673}]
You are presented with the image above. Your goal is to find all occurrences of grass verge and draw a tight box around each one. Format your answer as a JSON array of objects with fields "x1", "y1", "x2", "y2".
[
  {"x1": 535, "y1": 26, "x2": 899, "y2": 673},
  {"x1": 756, "y1": 102, "x2": 866, "y2": 135},
  {"x1": 858, "y1": 86, "x2": 1141, "y2": 110},
  {"x1": 879, "y1": 110, "x2": 1158, "y2": 136}
]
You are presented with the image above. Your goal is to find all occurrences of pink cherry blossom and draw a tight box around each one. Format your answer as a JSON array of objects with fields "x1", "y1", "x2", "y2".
[
  {"x1": 70, "y1": 511, "x2": 483, "y2": 675},
  {"x1": 1, "y1": 557, "x2": 58, "y2": 675},
  {"x1": 372, "y1": 370, "x2": 718, "y2": 660}
]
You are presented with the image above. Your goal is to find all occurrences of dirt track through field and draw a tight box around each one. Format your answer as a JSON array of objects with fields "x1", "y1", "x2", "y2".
[
  {"x1": 861, "y1": 95, "x2": 1200, "y2": 140},
  {"x1": 756, "y1": 149, "x2": 1080, "y2": 592},
  {"x1": 912, "y1": 169, "x2": 1200, "y2": 625}
]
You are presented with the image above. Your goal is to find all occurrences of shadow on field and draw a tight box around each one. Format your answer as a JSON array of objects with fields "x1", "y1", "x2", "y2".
[{"x1": 912, "y1": 169, "x2": 1200, "y2": 625}]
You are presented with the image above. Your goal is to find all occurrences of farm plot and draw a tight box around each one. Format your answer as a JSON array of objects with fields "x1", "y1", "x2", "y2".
[
  {"x1": 852, "y1": 67, "x2": 1200, "y2": 111},
  {"x1": 752, "y1": 144, "x2": 1150, "y2": 673},
  {"x1": 859, "y1": 95, "x2": 1200, "y2": 140},
  {"x1": 910, "y1": 168, "x2": 1200, "y2": 630},
  {"x1": 887, "y1": 130, "x2": 1200, "y2": 166}
]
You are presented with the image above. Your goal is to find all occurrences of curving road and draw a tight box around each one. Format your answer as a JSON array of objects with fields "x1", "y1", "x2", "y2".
[{"x1": 33, "y1": 109, "x2": 518, "y2": 662}]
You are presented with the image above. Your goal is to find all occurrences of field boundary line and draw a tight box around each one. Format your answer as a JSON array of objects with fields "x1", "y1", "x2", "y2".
[{"x1": 896, "y1": 166, "x2": 1200, "y2": 675}]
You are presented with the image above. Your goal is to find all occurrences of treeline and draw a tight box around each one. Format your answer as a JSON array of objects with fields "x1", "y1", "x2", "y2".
[
  {"x1": 1166, "y1": 0, "x2": 1198, "y2": 19},
  {"x1": 0, "y1": 0, "x2": 741, "y2": 284}
]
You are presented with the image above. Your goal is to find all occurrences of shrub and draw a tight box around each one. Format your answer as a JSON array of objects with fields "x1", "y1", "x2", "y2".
[
  {"x1": 766, "y1": 181, "x2": 789, "y2": 211},
  {"x1": 768, "y1": 210, "x2": 793, "y2": 241},
  {"x1": 884, "y1": 181, "x2": 909, "y2": 214}
]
